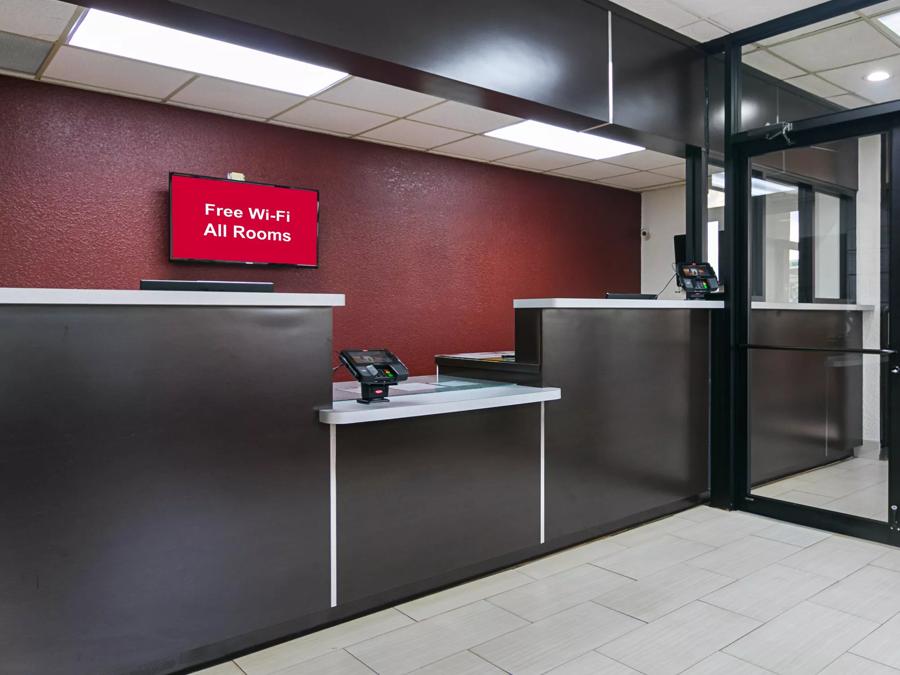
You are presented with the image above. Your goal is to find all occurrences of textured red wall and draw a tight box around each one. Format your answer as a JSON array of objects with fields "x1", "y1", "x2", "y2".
[{"x1": 0, "y1": 76, "x2": 640, "y2": 376}]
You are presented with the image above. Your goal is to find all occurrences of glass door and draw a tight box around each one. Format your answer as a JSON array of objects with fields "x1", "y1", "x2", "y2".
[{"x1": 737, "y1": 129, "x2": 898, "y2": 543}]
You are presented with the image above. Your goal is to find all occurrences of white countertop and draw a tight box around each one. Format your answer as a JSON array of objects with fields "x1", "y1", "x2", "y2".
[
  {"x1": 752, "y1": 302, "x2": 875, "y2": 312},
  {"x1": 320, "y1": 379, "x2": 560, "y2": 425},
  {"x1": 514, "y1": 298, "x2": 724, "y2": 309},
  {"x1": 0, "y1": 288, "x2": 345, "y2": 307}
]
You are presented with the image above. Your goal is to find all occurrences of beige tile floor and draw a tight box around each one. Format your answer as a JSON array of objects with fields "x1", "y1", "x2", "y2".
[
  {"x1": 751, "y1": 456, "x2": 889, "y2": 522},
  {"x1": 193, "y1": 506, "x2": 900, "y2": 675}
]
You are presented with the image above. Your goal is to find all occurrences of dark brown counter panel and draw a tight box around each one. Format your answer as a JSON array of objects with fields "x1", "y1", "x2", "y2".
[
  {"x1": 334, "y1": 405, "x2": 542, "y2": 607},
  {"x1": 0, "y1": 293, "x2": 339, "y2": 675},
  {"x1": 749, "y1": 307, "x2": 867, "y2": 486},
  {"x1": 439, "y1": 300, "x2": 718, "y2": 545}
]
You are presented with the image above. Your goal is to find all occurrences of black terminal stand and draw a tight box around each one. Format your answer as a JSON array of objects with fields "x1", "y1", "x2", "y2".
[
  {"x1": 338, "y1": 349, "x2": 410, "y2": 405},
  {"x1": 359, "y1": 382, "x2": 391, "y2": 404}
]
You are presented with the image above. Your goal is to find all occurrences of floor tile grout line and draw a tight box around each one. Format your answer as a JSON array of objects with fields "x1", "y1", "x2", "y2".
[
  {"x1": 377, "y1": 611, "x2": 533, "y2": 675},
  {"x1": 462, "y1": 648, "x2": 513, "y2": 674},
  {"x1": 392, "y1": 569, "x2": 538, "y2": 622},
  {"x1": 710, "y1": 595, "x2": 884, "y2": 672},
  {"x1": 697, "y1": 563, "x2": 847, "y2": 621},
  {"x1": 844, "y1": 651, "x2": 900, "y2": 672},
  {"x1": 590, "y1": 647, "x2": 653, "y2": 675},
  {"x1": 846, "y1": 606, "x2": 900, "y2": 650},
  {"x1": 476, "y1": 597, "x2": 647, "y2": 646},
  {"x1": 397, "y1": 592, "x2": 521, "y2": 624},
  {"x1": 393, "y1": 606, "x2": 418, "y2": 622},
  {"x1": 343, "y1": 647, "x2": 379, "y2": 674},
  {"x1": 805, "y1": 578, "x2": 900, "y2": 625},
  {"x1": 695, "y1": 650, "x2": 778, "y2": 674}
]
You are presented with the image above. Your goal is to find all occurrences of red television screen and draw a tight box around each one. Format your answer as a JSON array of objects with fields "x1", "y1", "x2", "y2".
[{"x1": 169, "y1": 173, "x2": 319, "y2": 267}]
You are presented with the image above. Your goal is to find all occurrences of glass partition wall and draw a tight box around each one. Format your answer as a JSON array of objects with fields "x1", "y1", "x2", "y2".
[
  {"x1": 706, "y1": 0, "x2": 900, "y2": 546},
  {"x1": 727, "y1": 111, "x2": 898, "y2": 544},
  {"x1": 745, "y1": 134, "x2": 887, "y2": 528},
  {"x1": 703, "y1": 0, "x2": 900, "y2": 544}
]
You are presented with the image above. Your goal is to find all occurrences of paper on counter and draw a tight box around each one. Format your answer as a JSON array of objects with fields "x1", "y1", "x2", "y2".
[{"x1": 391, "y1": 382, "x2": 437, "y2": 392}]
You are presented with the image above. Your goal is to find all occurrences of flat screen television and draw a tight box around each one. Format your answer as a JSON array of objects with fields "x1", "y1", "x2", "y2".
[{"x1": 169, "y1": 173, "x2": 319, "y2": 267}]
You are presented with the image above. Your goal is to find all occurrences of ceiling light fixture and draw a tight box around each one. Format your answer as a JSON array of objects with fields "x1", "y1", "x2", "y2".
[
  {"x1": 879, "y1": 10, "x2": 900, "y2": 39},
  {"x1": 69, "y1": 9, "x2": 347, "y2": 96},
  {"x1": 865, "y1": 70, "x2": 891, "y2": 82},
  {"x1": 711, "y1": 172, "x2": 797, "y2": 197},
  {"x1": 486, "y1": 120, "x2": 644, "y2": 160}
]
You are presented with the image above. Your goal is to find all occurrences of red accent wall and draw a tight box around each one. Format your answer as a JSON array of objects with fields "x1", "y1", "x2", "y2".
[{"x1": 0, "y1": 76, "x2": 640, "y2": 376}]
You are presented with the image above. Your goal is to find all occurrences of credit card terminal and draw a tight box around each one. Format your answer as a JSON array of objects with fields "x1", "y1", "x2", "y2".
[
  {"x1": 676, "y1": 263, "x2": 720, "y2": 300},
  {"x1": 339, "y1": 349, "x2": 410, "y2": 404}
]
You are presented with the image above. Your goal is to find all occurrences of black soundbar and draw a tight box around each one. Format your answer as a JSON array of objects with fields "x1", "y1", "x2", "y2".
[
  {"x1": 140, "y1": 280, "x2": 274, "y2": 292},
  {"x1": 606, "y1": 292, "x2": 659, "y2": 300}
]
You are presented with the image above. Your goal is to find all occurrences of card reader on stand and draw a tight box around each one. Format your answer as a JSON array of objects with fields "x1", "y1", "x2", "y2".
[
  {"x1": 676, "y1": 262, "x2": 720, "y2": 300},
  {"x1": 338, "y1": 349, "x2": 410, "y2": 404}
]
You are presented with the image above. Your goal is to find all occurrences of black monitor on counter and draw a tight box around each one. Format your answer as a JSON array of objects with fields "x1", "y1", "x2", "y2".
[
  {"x1": 674, "y1": 234, "x2": 687, "y2": 265},
  {"x1": 140, "y1": 280, "x2": 274, "y2": 292}
]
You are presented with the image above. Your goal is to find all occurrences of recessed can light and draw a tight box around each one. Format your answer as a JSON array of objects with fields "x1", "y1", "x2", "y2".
[{"x1": 865, "y1": 70, "x2": 891, "y2": 82}]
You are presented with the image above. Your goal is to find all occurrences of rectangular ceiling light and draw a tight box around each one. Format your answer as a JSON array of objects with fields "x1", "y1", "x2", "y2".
[
  {"x1": 879, "y1": 10, "x2": 900, "y2": 37},
  {"x1": 486, "y1": 120, "x2": 644, "y2": 160},
  {"x1": 711, "y1": 172, "x2": 797, "y2": 197},
  {"x1": 69, "y1": 9, "x2": 347, "y2": 96}
]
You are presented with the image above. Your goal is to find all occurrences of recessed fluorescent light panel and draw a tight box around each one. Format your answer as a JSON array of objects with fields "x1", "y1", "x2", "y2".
[
  {"x1": 711, "y1": 172, "x2": 797, "y2": 197},
  {"x1": 69, "y1": 9, "x2": 347, "y2": 96},
  {"x1": 879, "y1": 10, "x2": 900, "y2": 39},
  {"x1": 487, "y1": 120, "x2": 643, "y2": 160}
]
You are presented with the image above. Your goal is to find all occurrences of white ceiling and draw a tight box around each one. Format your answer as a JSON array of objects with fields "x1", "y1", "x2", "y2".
[
  {"x1": 749, "y1": 5, "x2": 900, "y2": 109},
  {"x1": 8, "y1": 1, "x2": 900, "y2": 188},
  {"x1": 0, "y1": 0, "x2": 691, "y2": 193},
  {"x1": 615, "y1": 0, "x2": 900, "y2": 110},
  {"x1": 612, "y1": 0, "x2": 826, "y2": 41}
]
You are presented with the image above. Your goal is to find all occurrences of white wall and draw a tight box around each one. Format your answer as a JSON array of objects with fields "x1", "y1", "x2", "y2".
[
  {"x1": 640, "y1": 185, "x2": 685, "y2": 299},
  {"x1": 814, "y1": 193, "x2": 842, "y2": 300},
  {"x1": 857, "y1": 135, "x2": 882, "y2": 443}
]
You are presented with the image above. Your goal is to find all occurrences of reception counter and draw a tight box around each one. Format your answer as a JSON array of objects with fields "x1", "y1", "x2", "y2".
[
  {"x1": 0, "y1": 289, "x2": 561, "y2": 675},
  {"x1": 439, "y1": 298, "x2": 722, "y2": 545},
  {"x1": 8, "y1": 288, "x2": 866, "y2": 675},
  {"x1": 437, "y1": 298, "x2": 875, "y2": 526}
]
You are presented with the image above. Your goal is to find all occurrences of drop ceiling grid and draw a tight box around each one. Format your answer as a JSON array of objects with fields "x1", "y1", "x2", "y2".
[
  {"x1": 612, "y1": 0, "x2": 827, "y2": 40},
  {"x1": 612, "y1": 0, "x2": 900, "y2": 109},
  {"x1": 2, "y1": 0, "x2": 687, "y2": 192},
  {"x1": 741, "y1": 6, "x2": 900, "y2": 108}
]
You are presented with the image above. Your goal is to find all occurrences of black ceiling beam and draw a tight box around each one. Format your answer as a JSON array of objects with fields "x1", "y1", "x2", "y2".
[
  {"x1": 734, "y1": 98, "x2": 900, "y2": 156},
  {"x1": 79, "y1": 0, "x2": 707, "y2": 155},
  {"x1": 78, "y1": 0, "x2": 605, "y2": 134},
  {"x1": 702, "y1": 0, "x2": 885, "y2": 52}
]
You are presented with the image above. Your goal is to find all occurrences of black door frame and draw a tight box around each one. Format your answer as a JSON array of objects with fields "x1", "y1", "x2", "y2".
[{"x1": 713, "y1": 41, "x2": 900, "y2": 543}]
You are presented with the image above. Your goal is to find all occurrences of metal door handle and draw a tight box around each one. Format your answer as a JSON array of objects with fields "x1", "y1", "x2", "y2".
[{"x1": 892, "y1": 366, "x2": 900, "y2": 375}]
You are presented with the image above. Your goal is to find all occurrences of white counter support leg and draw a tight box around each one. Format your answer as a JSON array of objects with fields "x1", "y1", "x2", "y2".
[
  {"x1": 330, "y1": 424, "x2": 337, "y2": 608},
  {"x1": 540, "y1": 402, "x2": 546, "y2": 544}
]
